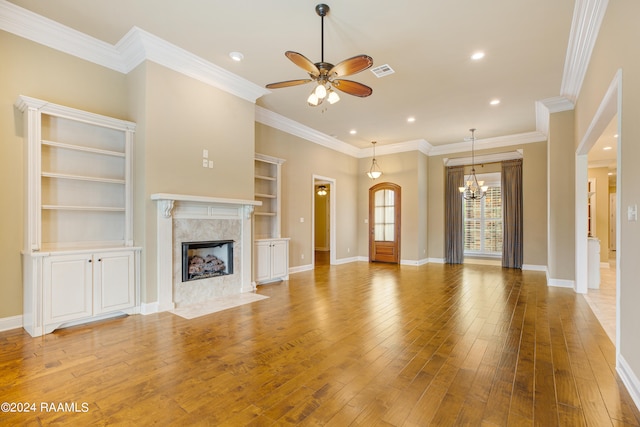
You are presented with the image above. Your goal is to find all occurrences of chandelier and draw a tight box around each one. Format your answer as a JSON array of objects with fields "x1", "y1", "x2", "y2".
[
  {"x1": 458, "y1": 128, "x2": 488, "y2": 200},
  {"x1": 367, "y1": 141, "x2": 383, "y2": 179}
]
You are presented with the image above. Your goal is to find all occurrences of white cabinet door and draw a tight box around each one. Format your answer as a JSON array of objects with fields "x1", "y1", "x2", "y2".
[
  {"x1": 270, "y1": 240, "x2": 289, "y2": 279},
  {"x1": 94, "y1": 251, "x2": 135, "y2": 314},
  {"x1": 255, "y1": 241, "x2": 272, "y2": 282},
  {"x1": 255, "y1": 239, "x2": 289, "y2": 283},
  {"x1": 43, "y1": 254, "x2": 92, "y2": 325}
]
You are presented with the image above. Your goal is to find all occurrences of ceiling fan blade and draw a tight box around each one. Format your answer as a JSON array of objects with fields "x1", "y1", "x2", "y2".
[
  {"x1": 329, "y1": 55, "x2": 373, "y2": 77},
  {"x1": 285, "y1": 51, "x2": 320, "y2": 78},
  {"x1": 266, "y1": 79, "x2": 313, "y2": 89},
  {"x1": 331, "y1": 79, "x2": 373, "y2": 97}
]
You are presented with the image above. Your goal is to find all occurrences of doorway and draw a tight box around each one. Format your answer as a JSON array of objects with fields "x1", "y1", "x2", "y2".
[
  {"x1": 313, "y1": 175, "x2": 336, "y2": 267},
  {"x1": 369, "y1": 182, "x2": 401, "y2": 263}
]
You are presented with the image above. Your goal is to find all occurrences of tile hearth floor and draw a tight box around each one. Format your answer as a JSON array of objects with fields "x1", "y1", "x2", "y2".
[{"x1": 169, "y1": 293, "x2": 269, "y2": 320}]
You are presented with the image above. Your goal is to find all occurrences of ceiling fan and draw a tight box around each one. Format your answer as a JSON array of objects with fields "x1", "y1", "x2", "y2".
[{"x1": 265, "y1": 3, "x2": 374, "y2": 107}]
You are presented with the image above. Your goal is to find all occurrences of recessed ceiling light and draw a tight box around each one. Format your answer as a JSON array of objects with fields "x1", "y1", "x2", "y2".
[
  {"x1": 229, "y1": 51, "x2": 244, "y2": 62},
  {"x1": 603, "y1": 146, "x2": 612, "y2": 150},
  {"x1": 471, "y1": 51, "x2": 485, "y2": 60},
  {"x1": 350, "y1": 129, "x2": 357, "y2": 135},
  {"x1": 407, "y1": 117, "x2": 416, "y2": 123},
  {"x1": 490, "y1": 99, "x2": 500, "y2": 105},
  {"x1": 614, "y1": 133, "x2": 619, "y2": 138}
]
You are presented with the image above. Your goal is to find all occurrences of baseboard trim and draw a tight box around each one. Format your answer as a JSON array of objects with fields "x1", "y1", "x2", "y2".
[
  {"x1": 289, "y1": 264, "x2": 313, "y2": 274},
  {"x1": 618, "y1": 354, "x2": 640, "y2": 412},
  {"x1": 334, "y1": 256, "x2": 362, "y2": 265},
  {"x1": 140, "y1": 302, "x2": 159, "y2": 315},
  {"x1": 428, "y1": 258, "x2": 446, "y2": 264},
  {"x1": 0, "y1": 315, "x2": 23, "y2": 332},
  {"x1": 400, "y1": 258, "x2": 429, "y2": 266},
  {"x1": 464, "y1": 258, "x2": 501, "y2": 266},
  {"x1": 548, "y1": 278, "x2": 576, "y2": 289},
  {"x1": 522, "y1": 264, "x2": 548, "y2": 272}
]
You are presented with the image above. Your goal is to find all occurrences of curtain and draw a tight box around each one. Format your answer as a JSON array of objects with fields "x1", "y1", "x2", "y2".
[
  {"x1": 502, "y1": 159, "x2": 523, "y2": 268},
  {"x1": 445, "y1": 166, "x2": 465, "y2": 264}
]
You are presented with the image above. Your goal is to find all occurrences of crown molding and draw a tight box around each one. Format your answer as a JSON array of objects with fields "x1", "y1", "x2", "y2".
[
  {"x1": 370, "y1": 139, "x2": 433, "y2": 158},
  {"x1": 0, "y1": 0, "x2": 124, "y2": 71},
  {"x1": 444, "y1": 150, "x2": 523, "y2": 167},
  {"x1": 535, "y1": 96, "x2": 575, "y2": 135},
  {"x1": 257, "y1": 104, "x2": 547, "y2": 159},
  {"x1": 255, "y1": 106, "x2": 360, "y2": 157},
  {"x1": 116, "y1": 27, "x2": 269, "y2": 102},
  {"x1": 561, "y1": 0, "x2": 609, "y2": 102},
  {"x1": 428, "y1": 132, "x2": 547, "y2": 157},
  {"x1": 0, "y1": 0, "x2": 269, "y2": 103}
]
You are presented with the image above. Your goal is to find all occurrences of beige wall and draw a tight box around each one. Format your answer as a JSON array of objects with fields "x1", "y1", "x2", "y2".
[
  {"x1": 547, "y1": 110, "x2": 576, "y2": 281},
  {"x1": 0, "y1": 32, "x2": 129, "y2": 318},
  {"x1": 357, "y1": 151, "x2": 429, "y2": 263},
  {"x1": 255, "y1": 123, "x2": 359, "y2": 266},
  {"x1": 574, "y1": 0, "x2": 640, "y2": 383},
  {"x1": 132, "y1": 62, "x2": 256, "y2": 303},
  {"x1": 427, "y1": 142, "x2": 548, "y2": 266}
]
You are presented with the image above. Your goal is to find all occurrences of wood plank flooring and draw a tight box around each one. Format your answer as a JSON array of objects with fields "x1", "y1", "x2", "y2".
[{"x1": 1, "y1": 260, "x2": 639, "y2": 426}]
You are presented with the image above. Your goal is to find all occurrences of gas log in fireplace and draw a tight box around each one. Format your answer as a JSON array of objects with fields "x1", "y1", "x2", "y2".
[{"x1": 182, "y1": 240, "x2": 234, "y2": 282}]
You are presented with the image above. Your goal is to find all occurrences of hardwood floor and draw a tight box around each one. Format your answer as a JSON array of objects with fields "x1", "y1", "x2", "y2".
[
  {"x1": 584, "y1": 252, "x2": 617, "y2": 343},
  {"x1": 1, "y1": 261, "x2": 639, "y2": 426}
]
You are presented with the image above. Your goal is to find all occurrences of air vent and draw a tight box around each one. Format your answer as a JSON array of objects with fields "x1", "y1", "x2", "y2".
[{"x1": 370, "y1": 64, "x2": 395, "y2": 78}]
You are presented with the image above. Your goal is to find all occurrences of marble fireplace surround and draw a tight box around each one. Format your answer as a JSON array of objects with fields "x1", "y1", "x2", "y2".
[{"x1": 151, "y1": 193, "x2": 261, "y2": 312}]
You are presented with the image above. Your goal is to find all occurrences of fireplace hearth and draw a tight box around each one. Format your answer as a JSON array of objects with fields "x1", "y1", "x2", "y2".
[{"x1": 182, "y1": 240, "x2": 234, "y2": 282}]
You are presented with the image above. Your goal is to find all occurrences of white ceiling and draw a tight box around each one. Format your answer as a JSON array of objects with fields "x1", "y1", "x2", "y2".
[{"x1": 8, "y1": 0, "x2": 577, "y2": 149}]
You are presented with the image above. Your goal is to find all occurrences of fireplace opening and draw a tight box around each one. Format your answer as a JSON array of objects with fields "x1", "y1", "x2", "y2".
[{"x1": 182, "y1": 240, "x2": 234, "y2": 282}]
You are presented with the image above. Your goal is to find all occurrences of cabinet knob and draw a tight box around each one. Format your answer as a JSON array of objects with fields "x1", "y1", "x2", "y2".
[{"x1": 88, "y1": 259, "x2": 92, "y2": 263}]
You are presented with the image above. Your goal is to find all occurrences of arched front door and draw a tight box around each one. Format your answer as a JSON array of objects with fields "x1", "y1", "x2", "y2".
[{"x1": 369, "y1": 182, "x2": 401, "y2": 263}]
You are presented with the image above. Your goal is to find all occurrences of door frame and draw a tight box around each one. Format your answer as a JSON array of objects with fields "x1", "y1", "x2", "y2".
[
  {"x1": 369, "y1": 182, "x2": 401, "y2": 263},
  {"x1": 574, "y1": 69, "x2": 621, "y2": 350}
]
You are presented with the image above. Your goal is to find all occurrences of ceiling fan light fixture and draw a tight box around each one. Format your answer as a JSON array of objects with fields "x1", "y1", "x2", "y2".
[
  {"x1": 314, "y1": 83, "x2": 327, "y2": 99},
  {"x1": 307, "y1": 91, "x2": 321, "y2": 106},
  {"x1": 327, "y1": 89, "x2": 340, "y2": 104},
  {"x1": 265, "y1": 3, "x2": 373, "y2": 108}
]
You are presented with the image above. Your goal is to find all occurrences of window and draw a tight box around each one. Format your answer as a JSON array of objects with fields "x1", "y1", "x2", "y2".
[
  {"x1": 374, "y1": 188, "x2": 395, "y2": 241},
  {"x1": 463, "y1": 173, "x2": 502, "y2": 255}
]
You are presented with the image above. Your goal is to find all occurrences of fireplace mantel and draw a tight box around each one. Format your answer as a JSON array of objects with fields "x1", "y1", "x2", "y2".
[{"x1": 151, "y1": 193, "x2": 261, "y2": 312}]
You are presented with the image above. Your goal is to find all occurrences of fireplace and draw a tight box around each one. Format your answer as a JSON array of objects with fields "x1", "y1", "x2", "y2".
[
  {"x1": 182, "y1": 240, "x2": 234, "y2": 282},
  {"x1": 151, "y1": 193, "x2": 260, "y2": 311}
]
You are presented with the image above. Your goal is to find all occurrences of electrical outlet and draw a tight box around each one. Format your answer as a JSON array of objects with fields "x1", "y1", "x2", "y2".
[{"x1": 301, "y1": 254, "x2": 304, "y2": 259}]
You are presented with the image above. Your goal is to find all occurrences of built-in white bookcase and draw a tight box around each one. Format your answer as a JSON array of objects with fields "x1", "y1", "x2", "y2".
[
  {"x1": 16, "y1": 96, "x2": 141, "y2": 336},
  {"x1": 254, "y1": 154, "x2": 289, "y2": 283}
]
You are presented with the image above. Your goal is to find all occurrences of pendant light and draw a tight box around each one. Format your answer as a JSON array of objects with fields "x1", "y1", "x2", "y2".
[
  {"x1": 459, "y1": 128, "x2": 488, "y2": 200},
  {"x1": 367, "y1": 141, "x2": 383, "y2": 179}
]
